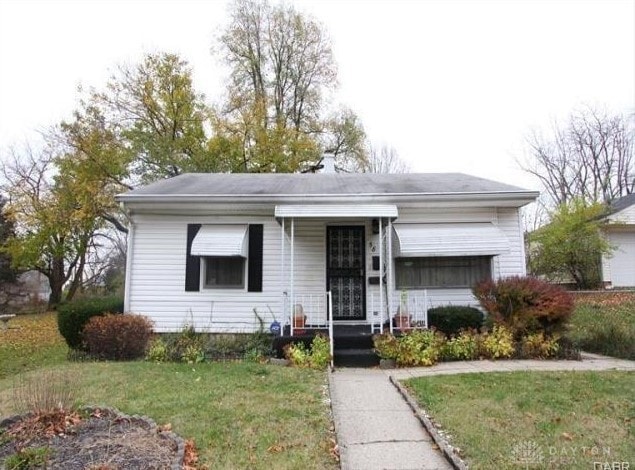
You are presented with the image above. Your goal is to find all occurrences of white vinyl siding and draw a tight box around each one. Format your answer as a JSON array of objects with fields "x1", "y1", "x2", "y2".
[
  {"x1": 389, "y1": 207, "x2": 526, "y2": 308},
  {"x1": 603, "y1": 230, "x2": 635, "y2": 287},
  {"x1": 128, "y1": 214, "x2": 281, "y2": 333},
  {"x1": 126, "y1": 206, "x2": 529, "y2": 331}
]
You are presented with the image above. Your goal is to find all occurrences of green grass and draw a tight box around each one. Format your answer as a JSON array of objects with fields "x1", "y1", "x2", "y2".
[
  {"x1": 567, "y1": 293, "x2": 635, "y2": 359},
  {"x1": 0, "y1": 312, "x2": 68, "y2": 379},
  {"x1": 405, "y1": 371, "x2": 635, "y2": 469},
  {"x1": 0, "y1": 313, "x2": 337, "y2": 469}
]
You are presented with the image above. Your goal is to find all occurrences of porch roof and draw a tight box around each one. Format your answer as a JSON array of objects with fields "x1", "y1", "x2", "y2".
[
  {"x1": 274, "y1": 204, "x2": 398, "y2": 218},
  {"x1": 190, "y1": 224, "x2": 248, "y2": 257},
  {"x1": 393, "y1": 223, "x2": 510, "y2": 257}
]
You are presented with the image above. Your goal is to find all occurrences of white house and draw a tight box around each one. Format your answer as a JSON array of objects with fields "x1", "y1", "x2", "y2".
[
  {"x1": 602, "y1": 194, "x2": 635, "y2": 288},
  {"x1": 117, "y1": 170, "x2": 538, "y2": 336}
]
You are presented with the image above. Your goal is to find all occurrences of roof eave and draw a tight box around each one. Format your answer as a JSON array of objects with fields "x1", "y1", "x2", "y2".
[
  {"x1": 116, "y1": 190, "x2": 539, "y2": 204},
  {"x1": 117, "y1": 190, "x2": 539, "y2": 212}
]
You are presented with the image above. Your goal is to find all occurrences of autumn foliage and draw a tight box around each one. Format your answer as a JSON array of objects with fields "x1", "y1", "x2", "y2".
[
  {"x1": 473, "y1": 276, "x2": 574, "y2": 338},
  {"x1": 82, "y1": 314, "x2": 153, "y2": 360},
  {"x1": 57, "y1": 296, "x2": 124, "y2": 349}
]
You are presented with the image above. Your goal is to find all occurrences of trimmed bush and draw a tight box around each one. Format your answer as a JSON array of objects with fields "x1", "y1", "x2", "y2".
[
  {"x1": 373, "y1": 330, "x2": 446, "y2": 367},
  {"x1": 481, "y1": 325, "x2": 515, "y2": 359},
  {"x1": 57, "y1": 296, "x2": 124, "y2": 349},
  {"x1": 83, "y1": 314, "x2": 153, "y2": 360},
  {"x1": 284, "y1": 334, "x2": 331, "y2": 369},
  {"x1": 428, "y1": 306, "x2": 484, "y2": 335},
  {"x1": 520, "y1": 332, "x2": 560, "y2": 359},
  {"x1": 442, "y1": 329, "x2": 480, "y2": 361},
  {"x1": 473, "y1": 276, "x2": 573, "y2": 339}
]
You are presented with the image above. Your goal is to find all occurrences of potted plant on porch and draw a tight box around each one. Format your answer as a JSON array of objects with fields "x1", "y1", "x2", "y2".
[
  {"x1": 393, "y1": 290, "x2": 411, "y2": 330},
  {"x1": 293, "y1": 303, "x2": 307, "y2": 333}
]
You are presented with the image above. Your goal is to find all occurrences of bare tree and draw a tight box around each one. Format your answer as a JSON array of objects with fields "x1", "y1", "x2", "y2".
[
  {"x1": 522, "y1": 106, "x2": 634, "y2": 206},
  {"x1": 360, "y1": 145, "x2": 410, "y2": 173}
]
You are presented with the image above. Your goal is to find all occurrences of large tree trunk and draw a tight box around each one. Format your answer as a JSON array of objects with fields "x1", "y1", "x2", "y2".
[{"x1": 47, "y1": 257, "x2": 66, "y2": 310}]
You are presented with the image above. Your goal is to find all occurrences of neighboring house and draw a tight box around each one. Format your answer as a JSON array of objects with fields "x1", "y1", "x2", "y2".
[
  {"x1": 601, "y1": 194, "x2": 635, "y2": 288},
  {"x1": 116, "y1": 165, "x2": 538, "y2": 335}
]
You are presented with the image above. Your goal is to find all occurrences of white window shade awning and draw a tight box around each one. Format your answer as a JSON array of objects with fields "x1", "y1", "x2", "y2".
[
  {"x1": 275, "y1": 204, "x2": 398, "y2": 218},
  {"x1": 393, "y1": 223, "x2": 510, "y2": 257},
  {"x1": 191, "y1": 225, "x2": 248, "y2": 257}
]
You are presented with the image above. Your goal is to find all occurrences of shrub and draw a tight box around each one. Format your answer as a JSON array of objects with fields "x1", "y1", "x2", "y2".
[
  {"x1": 166, "y1": 325, "x2": 206, "y2": 363},
  {"x1": 427, "y1": 305, "x2": 484, "y2": 335},
  {"x1": 284, "y1": 334, "x2": 331, "y2": 369},
  {"x1": 373, "y1": 333, "x2": 400, "y2": 360},
  {"x1": 284, "y1": 341, "x2": 311, "y2": 367},
  {"x1": 373, "y1": 330, "x2": 446, "y2": 367},
  {"x1": 57, "y1": 296, "x2": 124, "y2": 349},
  {"x1": 520, "y1": 332, "x2": 560, "y2": 358},
  {"x1": 481, "y1": 325, "x2": 515, "y2": 359},
  {"x1": 473, "y1": 276, "x2": 573, "y2": 338},
  {"x1": 146, "y1": 337, "x2": 170, "y2": 363},
  {"x1": 442, "y1": 329, "x2": 480, "y2": 361},
  {"x1": 82, "y1": 314, "x2": 153, "y2": 360},
  {"x1": 396, "y1": 329, "x2": 446, "y2": 366},
  {"x1": 308, "y1": 334, "x2": 331, "y2": 368}
]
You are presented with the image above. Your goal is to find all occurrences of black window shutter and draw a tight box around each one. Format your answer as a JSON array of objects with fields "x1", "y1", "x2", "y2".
[
  {"x1": 247, "y1": 224, "x2": 263, "y2": 292},
  {"x1": 185, "y1": 224, "x2": 201, "y2": 292}
]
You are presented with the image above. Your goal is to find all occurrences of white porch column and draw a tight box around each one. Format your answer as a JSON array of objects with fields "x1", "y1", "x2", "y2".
[
  {"x1": 290, "y1": 217, "x2": 295, "y2": 336},
  {"x1": 280, "y1": 217, "x2": 286, "y2": 330},
  {"x1": 123, "y1": 219, "x2": 135, "y2": 313},
  {"x1": 387, "y1": 218, "x2": 394, "y2": 334},
  {"x1": 378, "y1": 217, "x2": 384, "y2": 334}
]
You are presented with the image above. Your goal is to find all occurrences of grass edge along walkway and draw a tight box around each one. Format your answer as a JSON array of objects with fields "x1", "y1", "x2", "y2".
[{"x1": 398, "y1": 358, "x2": 635, "y2": 470}]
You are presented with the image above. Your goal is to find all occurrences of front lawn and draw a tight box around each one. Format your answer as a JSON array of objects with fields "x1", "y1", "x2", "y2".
[
  {"x1": 0, "y1": 312, "x2": 67, "y2": 379},
  {"x1": 405, "y1": 371, "x2": 635, "y2": 469},
  {"x1": 567, "y1": 292, "x2": 635, "y2": 359},
  {"x1": 0, "y1": 313, "x2": 336, "y2": 469}
]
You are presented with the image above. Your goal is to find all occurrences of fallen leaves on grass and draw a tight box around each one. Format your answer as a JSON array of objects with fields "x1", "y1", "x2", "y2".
[
  {"x1": 0, "y1": 313, "x2": 64, "y2": 351},
  {"x1": 183, "y1": 438, "x2": 200, "y2": 470},
  {"x1": 574, "y1": 292, "x2": 635, "y2": 308},
  {"x1": 266, "y1": 443, "x2": 285, "y2": 453},
  {"x1": 561, "y1": 432, "x2": 574, "y2": 441}
]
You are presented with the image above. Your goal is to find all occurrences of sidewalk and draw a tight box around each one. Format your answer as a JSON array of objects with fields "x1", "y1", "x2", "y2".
[{"x1": 329, "y1": 355, "x2": 635, "y2": 470}]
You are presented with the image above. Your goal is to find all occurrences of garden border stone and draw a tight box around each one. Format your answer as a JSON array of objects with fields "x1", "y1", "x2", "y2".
[{"x1": 1, "y1": 405, "x2": 186, "y2": 470}]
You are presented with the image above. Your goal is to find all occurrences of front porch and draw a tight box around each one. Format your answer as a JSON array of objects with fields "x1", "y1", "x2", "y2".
[
  {"x1": 276, "y1": 205, "x2": 412, "y2": 338},
  {"x1": 273, "y1": 291, "x2": 431, "y2": 367}
]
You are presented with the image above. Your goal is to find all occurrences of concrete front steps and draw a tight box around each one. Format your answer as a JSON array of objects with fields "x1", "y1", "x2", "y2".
[
  {"x1": 272, "y1": 324, "x2": 382, "y2": 367},
  {"x1": 333, "y1": 325, "x2": 379, "y2": 368}
]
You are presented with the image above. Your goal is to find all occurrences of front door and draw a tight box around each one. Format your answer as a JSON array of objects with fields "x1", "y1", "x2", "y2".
[{"x1": 327, "y1": 226, "x2": 366, "y2": 321}]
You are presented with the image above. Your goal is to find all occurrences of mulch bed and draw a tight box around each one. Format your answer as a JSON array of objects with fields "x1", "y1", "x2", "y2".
[{"x1": 0, "y1": 406, "x2": 188, "y2": 469}]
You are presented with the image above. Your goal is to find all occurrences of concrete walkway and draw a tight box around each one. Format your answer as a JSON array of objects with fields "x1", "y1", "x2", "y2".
[{"x1": 329, "y1": 354, "x2": 635, "y2": 470}]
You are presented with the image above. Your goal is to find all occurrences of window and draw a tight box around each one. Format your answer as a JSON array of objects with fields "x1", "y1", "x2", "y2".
[
  {"x1": 395, "y1": 256, "x2": 492, "y2": 289},
  {"x1": 203, "y1": 256, "x2": 246, "y2": 289}
]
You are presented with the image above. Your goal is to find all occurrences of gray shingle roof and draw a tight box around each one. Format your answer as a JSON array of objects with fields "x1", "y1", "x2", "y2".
[
  {"x1": 609, "y1": 193, "x2": 635, "y2": 214},
  {"x1": 119, "y1": 172, "x2": 534, "y2": 199}
]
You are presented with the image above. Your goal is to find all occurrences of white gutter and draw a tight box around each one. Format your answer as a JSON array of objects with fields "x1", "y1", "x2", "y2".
[{"x1": 116, "y1": 190, "x2": 540, "y2": 204}]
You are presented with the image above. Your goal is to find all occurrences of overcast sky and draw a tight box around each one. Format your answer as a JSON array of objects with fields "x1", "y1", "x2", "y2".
[{"x1": 0, "y1": 0, "x2": 633, "y2": 190}]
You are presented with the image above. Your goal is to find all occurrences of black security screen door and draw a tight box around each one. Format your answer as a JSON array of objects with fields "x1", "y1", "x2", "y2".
[{"x1": 327, "y1": 226, "x2": 366, "y2": 321}]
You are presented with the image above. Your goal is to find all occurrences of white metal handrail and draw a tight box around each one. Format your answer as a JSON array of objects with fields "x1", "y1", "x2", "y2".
[
  {"x1": 370, "y1": 290, "x2": 430, "y2": 330},
  {"x1": 284, "y1": 292, "x2": 330, "y2": 334},
  {"x1": 327, "y1": 291, "x2": 334, "y2": 369}
]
